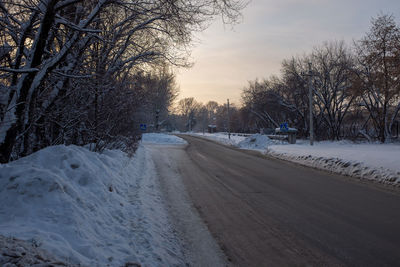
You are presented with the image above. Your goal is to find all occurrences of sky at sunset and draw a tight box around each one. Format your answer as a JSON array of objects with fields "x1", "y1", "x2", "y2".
[{"x1": 175, "y1": 0, "x2": 400, "y2": 106}]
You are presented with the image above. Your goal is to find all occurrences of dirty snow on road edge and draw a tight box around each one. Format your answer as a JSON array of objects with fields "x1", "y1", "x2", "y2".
[
  {"x1": 143, "y1": 142, "x2": 228, "y2": 266},
  {"x1": 142, "y1": 133, "x2": 228, "y2": 266},
  {"x1": 0, "y1": 143, "x2": 186, "y2": 266}
]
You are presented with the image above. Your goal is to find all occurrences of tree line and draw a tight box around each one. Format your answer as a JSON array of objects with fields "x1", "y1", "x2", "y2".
[
  {"x1": 175, "y1": 15, "x2": 400, "y2": 143},
  {"x1": 242, "y1": 14, "x2": 400, "y2": 142},
  {"x1": 0, "y1": 0, "x2": 244, "y2": 162}
]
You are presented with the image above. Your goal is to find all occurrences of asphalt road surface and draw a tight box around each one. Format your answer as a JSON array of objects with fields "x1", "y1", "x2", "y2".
[{"x1": 151, "y1": 135, "x2": 400, "y2": 266}]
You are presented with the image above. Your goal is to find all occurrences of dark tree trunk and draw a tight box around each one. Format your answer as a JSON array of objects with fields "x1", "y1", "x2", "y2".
[{"x1": 0, "y1": 0, "x2": 58, "y2": 162}]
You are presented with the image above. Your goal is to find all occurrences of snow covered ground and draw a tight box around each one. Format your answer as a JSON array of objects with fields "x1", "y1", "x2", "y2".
[
  {"x1": 142, "y1": 132, "x2": 187, "y2": 145},
  {"x1": 0, "y1": 235, "x2": 78, "y2": 266},
  {"x1": 190, "y1": 132, "x2": 248, "y2": 146},
  {"x1": 190, "y1": 132, "x2": 400, "y2": 185},
  {"x1": 1, "y1": 132, "x2": 398, "y2": 265},
  {"x1": 0, "y1": 133, "x2": 189, "y2": 266},
  {"x1": 267, "y1": 140, "x2": 400, "y2": 185}
]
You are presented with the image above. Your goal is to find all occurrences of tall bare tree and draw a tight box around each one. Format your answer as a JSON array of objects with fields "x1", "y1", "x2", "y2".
[
  {"x1": 353, "y1": 14, "x2": 400, "y2": 142},
  {"x1": 310, "y1": 41, "x2": 355, "y2": 140},
  {"x1": 177, "y1": 97, "x2": 200, "y2": 131}
]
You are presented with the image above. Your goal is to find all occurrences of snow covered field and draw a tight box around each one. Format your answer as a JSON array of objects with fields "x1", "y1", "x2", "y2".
[
  {"x1": 0, "y1": 133, "x2": 188, "y2": 266},
  {"x1": 191, "y1": 132, "x2": 400, "y2": 185}
]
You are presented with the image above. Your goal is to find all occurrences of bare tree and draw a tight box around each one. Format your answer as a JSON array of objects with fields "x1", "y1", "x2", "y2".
[
  {"x1": 177, "y1": 97, "x2": 201, "y2": 131},
  {"x1": 241, "y1": 41, "x2": 355, "y2": 140},
  {"x1": 205, "y1": 100, "x2": 219, "y2": 125},
  {"x1": 353, "y1": 14, "x2": 400, "y2": 142},
  {"x1": 241, "y1": 79, "x2": 286, "y2": 129},
  {"x1": 310, "y1": 41, "x2": 355, "y2": 140},
  {"x1": 0, "y1": 0, "x2": 245, "y2": 162}
]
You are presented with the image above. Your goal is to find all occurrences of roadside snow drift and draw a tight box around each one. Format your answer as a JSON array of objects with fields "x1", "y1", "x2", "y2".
[
  {"x1": 0, "y1": 145, "x2": 185, "y2": 266},
  {"x1": 267, "y1": 141, "x2": 400, "y2": 185},
  {"x1": 192, "y1": 133, "x2": 400, "y2": 186},
  {"x1": 237, "y1": 134, "x2": 281, "y2": 150},
  {"x1": 142, "y1": 133, "x2": 187, "y2": 145},
  {"x1": 190, "y1": 132, "x2": 246, "y2": 146},
  {"x1": 0, "y1": 235, "x2": 77, "y2": 266}
]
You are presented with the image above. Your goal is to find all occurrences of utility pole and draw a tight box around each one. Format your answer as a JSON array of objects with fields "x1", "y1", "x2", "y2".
[
  {"x1": 202, "y1": 109, "x2": 206, "y2": 135},
  {"x1": 227, "y1": 99, "x2": 231, "y2": 139},
  {"x1": 308, "y1": 62, "x2": 314, "y2": 146}
]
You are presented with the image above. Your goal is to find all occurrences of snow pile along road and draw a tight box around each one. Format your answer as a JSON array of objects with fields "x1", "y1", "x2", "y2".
[
  {"x1": 237, "y1": 134, "x2": 281, "y2": 151},
  {"x1": 142, "y1": 132, "x2": 187, "y2": 145},
  {"x1": 0, "y1": 235, "x2": 78, "y2": 266},
  {"x1": 190, "y1": 132, "x2": 246, "y2": 146},
  {"x1": 193, "y1": 133, "x2": 400, "y2": 186},
  {"x1": 0, "y1": 144, "x2": 185, "y2": 266},
  {"x1": 267, "y1": 141, "x2": 400, "y2": 185}
]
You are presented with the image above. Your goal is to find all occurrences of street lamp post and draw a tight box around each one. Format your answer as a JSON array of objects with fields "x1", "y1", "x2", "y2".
[{"x1": 227, "y1": 99, "x2": 231, "y2": 139}]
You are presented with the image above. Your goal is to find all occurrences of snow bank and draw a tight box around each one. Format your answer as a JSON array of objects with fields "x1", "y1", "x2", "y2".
[
  {"x1": 190, "y1": 132, "x2": 246, "y2": 146},
  {"x1": 267, "y1": 141, "x2": 400, "y2": 185},
  {"x1": 237, "y1": 134, "x2": 281, "y2": 150},
  {"x1": 0, "y1": 145, "x2": 185, "y2": 266},
  {"x1": 0, "y1": 235, "x2": 77, "y2": 266},
  {"x1": 142, "y1": 133, "x2": 187, "y2": 145},
  {"x1": 190, "y1": 132, "x2": 400, "y2": 186},
  {"x1": 191, "y1": 132, "x2": 281, "y2": 149}
]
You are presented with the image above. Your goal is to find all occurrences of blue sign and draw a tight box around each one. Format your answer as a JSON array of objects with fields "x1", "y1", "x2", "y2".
[
  {"x1": 280, "y1": 122, "x2": 288, "y2": 132},
  {"x1": 140, "y1": 123, "x2": 147, "y2": 131}
]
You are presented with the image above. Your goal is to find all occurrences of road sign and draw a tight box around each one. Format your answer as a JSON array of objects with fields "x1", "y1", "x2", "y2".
[
  {"x1": 280, "y1": 122, "x2": 288, "y2": 132},
  {"x1": 140, "y1": 123, "x2": 147, "y2": 131}
]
